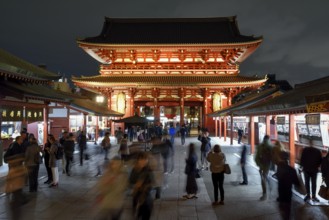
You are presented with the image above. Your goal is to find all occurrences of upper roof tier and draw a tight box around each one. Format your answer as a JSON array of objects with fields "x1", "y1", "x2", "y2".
[{"x1": 78, "y1": 16, "x2": 262, "y2": 45}]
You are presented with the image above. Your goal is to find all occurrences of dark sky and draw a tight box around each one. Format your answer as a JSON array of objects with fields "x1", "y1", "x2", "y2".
[{"x1": 1, "y1": 0, "x2": 329, "y2": 86}]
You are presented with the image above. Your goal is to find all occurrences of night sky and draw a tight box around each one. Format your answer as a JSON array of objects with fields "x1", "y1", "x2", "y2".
[{"x1": 1, "y1": 0, "x2": 329, "y2": 86}]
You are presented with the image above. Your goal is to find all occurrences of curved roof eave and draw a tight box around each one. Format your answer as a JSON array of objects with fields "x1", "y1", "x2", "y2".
[{"x1": 76, "y1": 39, "x2": 263, "y2": 48}]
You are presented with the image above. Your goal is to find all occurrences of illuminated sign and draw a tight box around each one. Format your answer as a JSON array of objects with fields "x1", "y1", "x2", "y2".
[
  {"x1": 0, "y1": 106, "x2": 24, "y2": 121},
  {"x1": 305, "y1": 114, "x2": 320, "y2": 125},
  {"x1": 305, "y1": 93, "x2": 329, "y2": 113}
]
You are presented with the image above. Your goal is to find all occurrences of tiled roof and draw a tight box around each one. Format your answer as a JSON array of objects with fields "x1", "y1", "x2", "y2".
[
  {"x1": 0, "y1": 81, "x2": 75, "y2": 103},
  {"x1": 0, "y1": 48, "x2": 61, "y2": 81},
  {"x1": 71, "y1": 99, "x2": 124, "y2": 117},
  {"x1": 208, "y1": 87, "x2": 282, "y2": 117},
  {"x1": 72, "y1": 75, "x2": 266, "y2": 86},
  {"x1": 0, "y1": 80, "x2": 123, "y2": 117},
  {"x1": 235, "y1": 76, "x2": 329, "y2": 115},
  {"x1": 79, "y1": 17, "x2": 262, "y2": 45}
]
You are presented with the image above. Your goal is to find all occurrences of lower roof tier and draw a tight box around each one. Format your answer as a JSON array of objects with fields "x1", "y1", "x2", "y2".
[{"x1": 72, "y1": 74, "x2": 267, "y2": 88}]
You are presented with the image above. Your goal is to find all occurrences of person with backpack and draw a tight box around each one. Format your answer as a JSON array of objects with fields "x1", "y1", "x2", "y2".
[{"x1": 255, "y1": 135, "x2": 273, "y2": 200}]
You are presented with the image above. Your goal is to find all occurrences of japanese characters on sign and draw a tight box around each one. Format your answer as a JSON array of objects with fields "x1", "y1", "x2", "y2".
[
  {"x1": 1, "y1": 107, "x2": 23, "y2": 121},
  {"x1": 0, "y1": 106, "x2": 43, "y2": 122}
]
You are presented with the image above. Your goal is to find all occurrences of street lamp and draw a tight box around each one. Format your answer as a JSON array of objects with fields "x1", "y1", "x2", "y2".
[{"x1": 96, "y1": 96, "x2": 104, "y2": 103}]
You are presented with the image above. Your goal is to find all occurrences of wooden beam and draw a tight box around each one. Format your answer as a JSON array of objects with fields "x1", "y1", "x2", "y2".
[
  {"x1": 289, "y1": 114, "x2": 296, "y2": 166},
  {"x1": 250, "y1": 116, "x2": 255, "y2": 154}
]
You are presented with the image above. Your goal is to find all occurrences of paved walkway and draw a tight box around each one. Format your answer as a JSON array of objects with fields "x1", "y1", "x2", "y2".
[{"x1": 0, "y1": 136, "x2": 328, "y2": 219}]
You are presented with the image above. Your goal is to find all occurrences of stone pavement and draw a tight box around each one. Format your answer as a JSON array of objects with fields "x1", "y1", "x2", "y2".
[{"x1": 0, "y1": 136, "x2": 328, "y2": 219}]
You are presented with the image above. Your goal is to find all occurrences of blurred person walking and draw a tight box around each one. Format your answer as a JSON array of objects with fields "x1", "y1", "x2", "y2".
[
  {"x1": 271, "y1": 140, "x2": 286, "y2": 171},
  {"x1": 169, "y1": 125, "x2": 176, "y2": 146},
  {"x1": 118, "y1": 134, "x2": 129, "y2": 163},
  {"x1": 129, "y1": 152, "x2": 154, "y2": 220},
  {"x1": 48, "y1": 136, "x2": 59, "y2": 187},
  {"x1": 150, "y1": 136, "x2": 164, "y2": 199},
  {"x1": 276, "y1": 151, "x2": 300, "y2": 220},
  {"x1": 240, "y1": 143, "x2": 248, "y2": 185},
  {"x1": 59, "y1": 131, "x2": 68, "y2": 174},
  {"x1": 101, "y1": 132, "x2": 111, "y2": 160},
  {"x1": 25, "y1": 137, "x2": 42, "y2": 192},
  {"x1": 63, "y1": 133, "x2": 75, "y2": 176},
  {"x1": 180, "y1": 124, "x2": 187, "y2": 146},
  {"x1": 183, "y1": 143, "x2": 198, "y2": 199},
  {"x1": 207, "y1": 144, "x2": 226, "y2": 205},
  {"x1": 4, "y1": 136, "x2": 27, "y2": 220},
  {"x1": 115, "y1": 127, "x2": 124, "y2": 144},
  {"x1": 78, "y1": 130, "x2": 87, "y2": 166},
  {"x1": 255, "y1": 135, "x2": 273, "y2": 200},
  {"x1": 94, "y1": 156, "x2": 128, "y2": 220}
]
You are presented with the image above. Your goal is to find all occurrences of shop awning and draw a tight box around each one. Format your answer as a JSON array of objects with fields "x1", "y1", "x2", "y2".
[{"x1": 234, "y1": 76, "x2": 329, "y2": 116}]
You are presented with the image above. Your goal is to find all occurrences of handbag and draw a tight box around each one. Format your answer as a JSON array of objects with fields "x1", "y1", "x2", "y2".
[
  {"x1": 295, "y1": 169, "x2": 307, "y2": 195},
  {"x1": 318, "y1": 184, "x2": 329, "y2": 200},
  {"x1": 224, "y1": 164, "x2": 231, "y2": 174},
  {"x1": 195, "y1": 168, "x2": 201, "y2": 178}
]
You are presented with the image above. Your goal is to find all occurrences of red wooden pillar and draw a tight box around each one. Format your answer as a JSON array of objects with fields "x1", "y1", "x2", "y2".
[
  {"x1": 83, "y1": 113, "x2": 88, "y2": 134},
  {"x1": 215, "y1": 117, "x2": 218, "y2": 137},
  {"x1": 43, "y1": 105, "x2": 49, "y2": 145},
  {"x1": 230, "y1": 114, "x2": 234, "y2": 145},
  {"x1": 218, "y1": 117, "x2": 222, "y2": 138},
  {"x1": 223, "y1": 116, "x2": 227, "y2": 142},
  {"x1": 289, "y1": 114, "x2": 296, "y2": 166},
  {"x1": 95, "y1": 116, "x2": 99, "y2": 143},
  {"x1": 250, "y1": 116, "x2": 255, "y2": 154},
  {"x1": 129, "y1": 88, "x2": 136, "y2": 116},
  {"x1": 202, "y1": 88, "x2": 208, "y2": 129},
  {"x1": 180, "y1": 89, "x2": 184, "y2": 126},
  {"x1": 266, "y1": 115, "x2": 271, "y2": 137}
]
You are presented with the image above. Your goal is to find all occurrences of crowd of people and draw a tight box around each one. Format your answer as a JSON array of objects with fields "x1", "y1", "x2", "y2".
[{"x1": 3, "y1": 125, "x2": 329, "y2": 220}]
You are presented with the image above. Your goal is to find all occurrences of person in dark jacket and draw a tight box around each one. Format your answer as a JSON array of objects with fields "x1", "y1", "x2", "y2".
[
  {"x1": 183, "y1": 143, "x2": 198, "y2": 199},
  {"x1": 63, "y1": 133, "x2": 75, "y2": 176},
  {"x1": 300, "y1": 141, "x2": 322, "y2": 202},
  {"x1": 240, "y1": 144, "x2": 248, "y2": 185},
  {"x1": 237, "y1": 128, "x2": 243, "y2": 144},
  {"x1": 198, "y1": 131, "x2": 211, "y2": 170},
  {"x1": 129, "y1": 152, "x2": 154, "y2": 220},
  {"x1": 25, "y1": 137, "x2": 42, "y2": 192},
  {"x1": 78, "y1": 131, "x2": 87, "y2": 165},
  {"x1": 43, "y1": 134, "x2": 54, "y2": 184},
  {"x1": 276, "y1": 151, "x2": 300, "y2": 220},
  {"x1": 180, "y1": 124, "x2": 187, "y2": 146}
]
